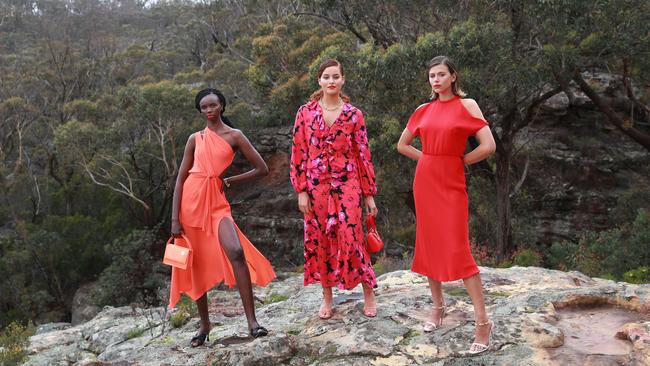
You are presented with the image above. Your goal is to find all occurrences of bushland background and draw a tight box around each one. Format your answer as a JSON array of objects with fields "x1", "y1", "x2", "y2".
[{"x1": 1, "y1": 0, "x2": 649, "y2": 354}]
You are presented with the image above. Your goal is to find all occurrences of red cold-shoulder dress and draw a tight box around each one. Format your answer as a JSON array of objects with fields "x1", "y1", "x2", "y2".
[{"x1": 407, "y1": 97, "x2": 488, "y2": 281}]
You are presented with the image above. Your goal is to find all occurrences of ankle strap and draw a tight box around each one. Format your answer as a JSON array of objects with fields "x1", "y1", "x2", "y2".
[
  {"x1": 476, "y1": 320, "x2": 491, "y2": 326},
  {"x1": 433, "y1": 304, "x2": 445, "y2": 309}
]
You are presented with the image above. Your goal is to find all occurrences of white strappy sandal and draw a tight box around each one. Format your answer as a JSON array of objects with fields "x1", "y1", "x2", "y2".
[
  {"x1": 423, "y1": 305, "x2": 445, "y2": 332},
  {"x1": 468, "y1": 320, "x2": 493, "y2": 354}
]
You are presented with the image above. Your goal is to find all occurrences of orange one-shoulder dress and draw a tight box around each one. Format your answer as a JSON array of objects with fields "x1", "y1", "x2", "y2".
[{"x1": 169, "y1": 128, "x2": 275, "y2": 308}]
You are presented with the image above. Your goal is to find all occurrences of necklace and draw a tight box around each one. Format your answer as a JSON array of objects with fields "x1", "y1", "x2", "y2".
[{"x1": 319, "y1": 99, "x2": 343, "y2": 112}]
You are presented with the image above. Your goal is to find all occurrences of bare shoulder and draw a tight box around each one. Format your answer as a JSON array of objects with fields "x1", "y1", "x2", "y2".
[
  {"x1": 460, "y1": 98, "x2": 485, "y2": 119},
  {"x1": 415, "y1": 102, "x2": 429, "y2": 111},
  {"x1": 230, "y1": 128, "x2": 250, "y2": 143},
  {"x1": 186, "y1": 133, "x2": 197, "y2": 145}
]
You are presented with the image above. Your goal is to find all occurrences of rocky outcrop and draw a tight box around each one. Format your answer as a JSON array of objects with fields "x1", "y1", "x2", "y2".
[
  {"x1": 225, "y1": 125, "x2": 305, "y2": 267},
  {"x1": 71, "y1": 283, "x2": 102, "y2": 325},
  {"x1": 522, "y1": 72, "x2": 650, "y2": 243},
  {"x1": 24, "y1": 267, "x2": 650, "y2": 365}
]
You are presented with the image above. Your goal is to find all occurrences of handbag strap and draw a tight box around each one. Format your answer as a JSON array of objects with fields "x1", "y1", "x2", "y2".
[
  {"x1": 365, "y1": 214, "x2": 377, "y2": 230},
  {"x1": 167, "y1": 234, "x2": 193, "y2": 250}
]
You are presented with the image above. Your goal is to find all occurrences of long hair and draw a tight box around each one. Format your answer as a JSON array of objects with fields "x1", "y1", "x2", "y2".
[
  {"x1": 194, "y1": 88, "x2": 234, "y2": 127},
  {"x1": 427, "y1": 56, "x2": 466, "y2": 100},
  {"x1": 308, "y1": 59, "x2": 351, "y2": 103}
]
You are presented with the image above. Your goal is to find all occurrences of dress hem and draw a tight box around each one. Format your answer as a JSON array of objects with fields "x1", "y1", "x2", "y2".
[
  {"x1": 303, "y1": 277, "x2": 377, "y2": 290},
  {"x1": 410, "y1": 266, "x2": 480, "y2": 283}
]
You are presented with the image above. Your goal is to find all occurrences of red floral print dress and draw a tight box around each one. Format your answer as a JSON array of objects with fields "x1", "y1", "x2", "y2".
[{"x1": 290, "y1": 100, "x2": 378, "y2": 289}]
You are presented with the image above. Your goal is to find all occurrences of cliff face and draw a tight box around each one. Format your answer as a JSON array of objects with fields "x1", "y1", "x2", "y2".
[
  {"x1": 225, "y1": 125, "x2": 305, "y2": 267},
  {"x1": 25, "y1": 267, "x2": 650, "y2": 365},
  {"x1": 524, "y1": 72, "x2": 650, "y2": 243}
]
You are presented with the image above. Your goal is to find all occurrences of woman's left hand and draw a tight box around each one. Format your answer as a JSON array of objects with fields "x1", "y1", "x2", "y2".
[{"x1": 364, "y1": 196, "x2": 378, "y2": 216}]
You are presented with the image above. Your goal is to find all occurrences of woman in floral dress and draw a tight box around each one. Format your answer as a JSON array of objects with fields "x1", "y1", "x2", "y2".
[{"x1": 290, "y1": 59, "x2": 379, "y2": 319}]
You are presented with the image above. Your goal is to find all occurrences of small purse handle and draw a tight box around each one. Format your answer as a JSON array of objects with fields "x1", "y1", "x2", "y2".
[
  {"x1": 365, "y1": 214, "x2": 377, "y2": 230},
  {"x1": 167, "y1": 234, "x2": 193, "y2": 250}
]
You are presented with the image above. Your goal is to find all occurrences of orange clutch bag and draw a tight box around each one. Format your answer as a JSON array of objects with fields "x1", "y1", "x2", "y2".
[
  {"x1": 163, "y1": 235, "x2": 192, "y2": 270},
  {"x1": 365, "y1": 214, "x2": 384, "y2": 254}
]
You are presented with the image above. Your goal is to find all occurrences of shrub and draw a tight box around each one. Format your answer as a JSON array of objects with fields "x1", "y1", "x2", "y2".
[
  {"x1": 546, "y1": 210, "x2": 650, "y2": 280},
  {"x1": 623, "y1": 267, "x2": 650, "y2": 284},
  {"x1": 126, "y1": 327, "x2": 145, "y2": 339},
  {"x1": 470, "y1": 240, "x2": 493, "y2": 266},
  {"x1": 512, "y1": 248, "x2": 542, "y2": 267},
  {"x1": 0, "y1": 321, "x2": 34, "y2": 366},
  {"x1": 96, "y1": 228, "x2": 168, "y2": 306},
  {"x1": 170, "y1": 295, "x2": 195, "y2": 328},
  {"x1": 373, "y1": 251, "x2": 413, "y2": 276},
  {"x1": 610, "y1": 187, "x2": 650, "y2": 225}
]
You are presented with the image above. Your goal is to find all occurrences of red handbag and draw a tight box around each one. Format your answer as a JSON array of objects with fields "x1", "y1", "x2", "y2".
[
  {"x1": 365, "y1": 214, "x2": 384, "y2": 253},
  {"x1": 163, "y1": 235, "x2": 192, "y2": 270}
]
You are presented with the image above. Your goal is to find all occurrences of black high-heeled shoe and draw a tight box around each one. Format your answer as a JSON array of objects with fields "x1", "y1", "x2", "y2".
[
  {"x1": 249, "y1": 325, "x2": 268, "y2": 338},
  {"x1": 190, "y1": 332, "x2": 209, "y2": 347}
]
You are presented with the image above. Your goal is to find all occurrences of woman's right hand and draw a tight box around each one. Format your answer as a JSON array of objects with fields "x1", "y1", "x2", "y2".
[
  {"x1": 171, "y1": 220, "x2": 183, "y2": 237},
  {"x1": 298, "y1": 191, "x2": 312, "y2": 214}
]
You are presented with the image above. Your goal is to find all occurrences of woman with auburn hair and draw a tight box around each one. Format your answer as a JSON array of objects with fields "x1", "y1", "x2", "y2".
[
  {"x1": 169, "y1": 88, "x2": 276, "y2": 347},
  {"x1": 397, "y1": 56, "x2": 496, "y2": 354},
  {"x1": 290, "y1": 59, "x2": 379, "y2": 319}
]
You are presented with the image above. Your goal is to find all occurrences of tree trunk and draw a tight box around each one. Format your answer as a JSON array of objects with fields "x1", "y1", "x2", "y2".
[
  {"x1": 573, "y1": 69, "x2": 650, "y2": 151},
  {"x1": 495, "y1": 138, "x2": 513, "y2": 262}
]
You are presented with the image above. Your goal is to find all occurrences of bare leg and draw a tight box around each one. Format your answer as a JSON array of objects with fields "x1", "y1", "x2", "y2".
[
  {"x1": 319, "y1": 285, "x2": 333, "y2": 319},
  {"x1": 362, "y1": 282, "x2": 377, "y2": 317},
  {"x1": 190, "y1": 293, "x2": 210, "y2": 346},
  {"x1": 196, "y1": 293, "x2": 210, "y2": 332},
  {"x1": 463, "y1": 273, "x2": 492, "y2": 347},
  {"x1": 218, "y1": 218, "x2": 260, "y2": 332},
  {"x1": 427, "y1": 278, "x2": 445, "y2": 326}
]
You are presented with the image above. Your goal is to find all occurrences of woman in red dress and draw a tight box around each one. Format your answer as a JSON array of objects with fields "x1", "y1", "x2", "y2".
[
  {"x1": 170, "y1": 88, "x2": 276, "y2": 347},
  {"x1": 397, "y1": 56, "x2": 496, "y2": 354},
  {"x1": 290, "y1": 59, "x2": 379, "y2": 319}
]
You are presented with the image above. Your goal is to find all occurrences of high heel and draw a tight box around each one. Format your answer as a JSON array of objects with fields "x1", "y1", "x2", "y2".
[
  {"x1": 423, "y1": 305, "x2": 445, "y2": 332},
  {"x1": 468, "y1": 320, "x2": 493, "y2": 354},
  {"x1": 190, "y1": 332, "x2": 209, "y2": 347},
  {"x1": 362, "y1": 286, "x2": 377, "y2": 318},
  {"x1": 250, "y1": 325, "x2": 269, "y2": 338}
]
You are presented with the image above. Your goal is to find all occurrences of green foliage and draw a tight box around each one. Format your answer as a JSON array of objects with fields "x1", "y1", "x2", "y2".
[
  {"x1": 170, "y1": 310, "x2": 190, "y2": 329},
  {"x1": 547, "y1": 210, "x2": 650, "y2": 280},
  {"x1": 445, "y1": 287, "x2": 468, "y2": 297},
  {"x1": 95, "y1": 228, "x2": 168, "y2": 307},
  {"x1": 372, "y1": 252, "x2": 413, "y2": 276},
  {"x1": 623, "y1": 267, "x2": 650, "y2": 284},
  {"x1": 0, "y1": 215, "x2": 115, "y2": 327},
  {"x1": 0, "y1": 321, "x2": 34, "y2": 366},
  {"x1": 610, "y1": 187, "x2": 650, "y2": 225},
  {"x1": 512, "y1": 249, "x2": 542, "y2": 267},
  {"x1": 265, "y1": 292, "x2": 290, "y2": 304},
  {"x1": 390, "y1": 224, "x2": 416, "y2": 249},
  {"x1": 170, "y1": 294, "x2": 196, "y2": 328},
  {"x1": 126, "y1": 327, "x2": 145, "y2": 339}
]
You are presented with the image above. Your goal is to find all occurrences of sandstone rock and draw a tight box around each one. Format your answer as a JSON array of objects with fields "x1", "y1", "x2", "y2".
[
  {"x1": 71, "y1": 282, "x2": 102, "y2": 325},
  {"x1": 23, "y1": 267, "x2": 650, "y2": 366}
]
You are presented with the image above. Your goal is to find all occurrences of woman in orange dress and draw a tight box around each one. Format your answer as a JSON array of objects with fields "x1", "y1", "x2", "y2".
[
  {"x1": 397, "y1": 56, "x2": 496, "y2": 354},
  {"x1": 169, "y1": 88, "x2": 276, "y2": 347}
]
